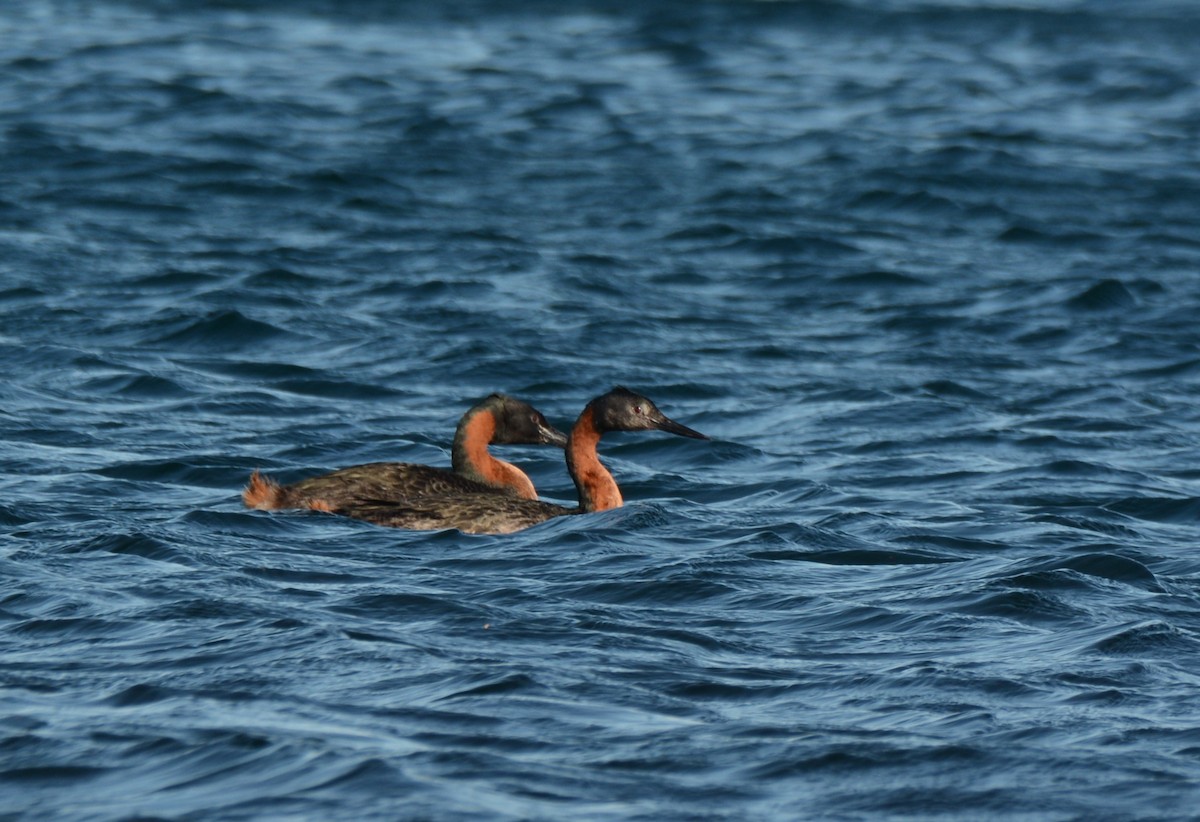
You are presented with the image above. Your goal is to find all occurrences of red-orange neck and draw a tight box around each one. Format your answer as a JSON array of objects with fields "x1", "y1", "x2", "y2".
[
  {"x1": 566, "y1": 407, "x2": 622, "y2": 513},
  {"x1": 452, "y1": 409, "x2": 538, "y2": 500}
]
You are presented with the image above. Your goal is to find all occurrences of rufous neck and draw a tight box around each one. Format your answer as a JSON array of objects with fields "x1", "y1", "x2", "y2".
[
  {"x1": 566, "y1": 407, "x2": 622, "y2": 513},
  {"x1": 452, "y1": 408, "x2": 537, "y2": 500}
]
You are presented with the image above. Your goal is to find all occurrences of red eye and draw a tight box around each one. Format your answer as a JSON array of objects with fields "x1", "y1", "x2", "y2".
[{"x1": 634, "y1": 406, "x2": 644, "y2": 415}]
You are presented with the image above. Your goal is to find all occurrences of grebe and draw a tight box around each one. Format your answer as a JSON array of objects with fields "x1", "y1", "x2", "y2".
[
  {"x1": 310, "y1": 387, "x2": 708, "y2": 534},
  {"x1": 242, "y1": 393, "x2": 567, "y2": 512}
]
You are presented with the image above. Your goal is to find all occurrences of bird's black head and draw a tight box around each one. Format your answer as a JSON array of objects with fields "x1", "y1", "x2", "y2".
[
  {"x1": 589, "y1": 386, "x2": 708, "y2": 439},
  {"x1": 484, "y1": 394, "x2": 568, "y2": 447}
]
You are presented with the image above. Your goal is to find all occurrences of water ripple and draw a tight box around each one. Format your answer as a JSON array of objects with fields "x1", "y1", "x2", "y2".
[{"x1": 4, "y1": 0, "x2": 1200, "y2": 819}]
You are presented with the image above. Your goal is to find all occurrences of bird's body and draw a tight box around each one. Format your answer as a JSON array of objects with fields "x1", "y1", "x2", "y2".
[{"x1": 242, "y1": 394, "x2": 566, "y2": 511}]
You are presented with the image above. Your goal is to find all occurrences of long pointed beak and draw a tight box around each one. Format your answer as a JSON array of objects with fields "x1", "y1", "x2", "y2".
[
  {"x1": 652, "y1": 413, "x2": 709, "y2": 440},
  {"x1": 539, "y1": 422, "x2": 569, "y2": 448}
]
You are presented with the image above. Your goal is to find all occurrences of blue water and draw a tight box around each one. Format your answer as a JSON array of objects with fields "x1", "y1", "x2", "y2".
[{"x1": 4, "y1": 0, "x2": 1200, "y2": 818}]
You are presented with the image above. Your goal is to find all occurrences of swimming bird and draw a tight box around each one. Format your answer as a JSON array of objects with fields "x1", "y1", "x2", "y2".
[
  {"x1": 242, "y1": 393, "x2": 567, "y2": 511},
  {"x1": 310, "y1": 387, "x2": 708, "y2": 534}
]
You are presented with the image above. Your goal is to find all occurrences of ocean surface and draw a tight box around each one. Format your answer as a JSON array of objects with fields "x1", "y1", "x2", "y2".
[{"x1": 3, "y1": 0, "x2": 1200, "y2": 818}]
